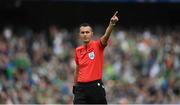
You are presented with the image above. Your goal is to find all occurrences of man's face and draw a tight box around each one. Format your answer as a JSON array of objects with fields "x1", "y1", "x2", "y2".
[{"x1": 79, "y1": 26, "x2": 93, "y2": 44}]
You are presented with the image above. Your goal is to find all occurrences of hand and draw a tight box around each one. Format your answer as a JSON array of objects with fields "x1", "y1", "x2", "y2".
[{"x1": 110, "y1": 11, "x2": 119, "y2": 26}]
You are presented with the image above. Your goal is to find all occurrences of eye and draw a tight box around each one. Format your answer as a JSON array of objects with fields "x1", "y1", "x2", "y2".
[{"x1": 86, "y1": 31, "x2": 90, "y2": 34}]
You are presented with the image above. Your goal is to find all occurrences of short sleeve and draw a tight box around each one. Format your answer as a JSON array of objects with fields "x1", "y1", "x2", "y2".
[{"x1": 97, "y1": 39, "x2": 107, "y2": 50}]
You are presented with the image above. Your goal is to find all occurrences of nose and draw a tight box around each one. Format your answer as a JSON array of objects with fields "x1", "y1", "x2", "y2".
[
  {"x1": 83, "y1": 33, "x2": 88, "y2": 37},
  {"x1": 84, "y1": 34, "x2": 87, "y2": 39},
  {"x1": 84, "y1": 32, "x2": 88, "y2": 36}
]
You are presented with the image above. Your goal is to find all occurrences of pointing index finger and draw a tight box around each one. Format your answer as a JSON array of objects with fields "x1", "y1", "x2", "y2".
[{"x1": 113, "y1": 11, "x2": 118, "y2": 17}]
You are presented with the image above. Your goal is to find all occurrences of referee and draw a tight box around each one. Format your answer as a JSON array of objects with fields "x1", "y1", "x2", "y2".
[{"x1": 73, "y1": 11, "x2": 119, "y2": 104}]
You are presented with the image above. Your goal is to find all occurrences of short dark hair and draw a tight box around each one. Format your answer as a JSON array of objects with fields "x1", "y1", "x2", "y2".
[{"x1": 79, "y1": 23, "x2": 93, "y2": 31}]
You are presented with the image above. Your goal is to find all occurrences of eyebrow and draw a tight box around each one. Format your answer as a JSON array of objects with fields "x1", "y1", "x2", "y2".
[{"x1": 81, "y1": 31, "x2": 90, "y2": 33}]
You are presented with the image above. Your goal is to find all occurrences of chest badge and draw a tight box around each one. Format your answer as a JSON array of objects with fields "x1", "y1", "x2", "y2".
[{"x1": 88, "y1": 52, "x2": 95, "y2": 60}]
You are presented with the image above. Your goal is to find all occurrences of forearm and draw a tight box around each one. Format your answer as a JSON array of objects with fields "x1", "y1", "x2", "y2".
[
  {"x1": 101, "y1": 11, "x2": 118, "y2": 46},
  {"x1": 101, "y1": 23, "x2": 115, "y2": 45},
  {"x1": 74, "y1": 66, "x2": 79, "y2": 85}
]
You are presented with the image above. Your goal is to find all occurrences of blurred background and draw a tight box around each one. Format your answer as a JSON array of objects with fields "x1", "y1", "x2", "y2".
[{"x1": 0, "y1": 0, "x2": 180, "y2": 104}]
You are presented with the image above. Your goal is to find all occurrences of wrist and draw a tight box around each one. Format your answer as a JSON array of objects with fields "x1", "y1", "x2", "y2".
[{"x1": 110, "y1": 22, "x2": 116, "y2": 26}]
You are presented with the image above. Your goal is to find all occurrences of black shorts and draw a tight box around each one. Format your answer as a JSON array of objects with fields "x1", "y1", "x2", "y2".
[{"x1": 73, "y1": 79, "x2": 107, "y2": 104}]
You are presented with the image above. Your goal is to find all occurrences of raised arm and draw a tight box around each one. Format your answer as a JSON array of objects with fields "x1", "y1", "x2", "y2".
[{"x1": 100, "y1": 11, "x2": 119, "y2": 46}]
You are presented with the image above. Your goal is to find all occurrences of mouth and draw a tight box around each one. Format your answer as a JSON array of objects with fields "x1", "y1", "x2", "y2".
[
  {"x1": 83, "y1": 39, "x2": 89, "y2": 42},
  {"x1": 83, "y1": 37, "x2": 88, "y2": 40},
  {"x1": 83, "y1": 38, "x2": 90, "y2": 42}
]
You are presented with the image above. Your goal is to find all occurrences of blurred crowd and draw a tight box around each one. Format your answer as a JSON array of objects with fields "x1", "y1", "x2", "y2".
[{"x1": 0, "y1": 25, "x2": 180, "y2": 104}]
